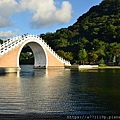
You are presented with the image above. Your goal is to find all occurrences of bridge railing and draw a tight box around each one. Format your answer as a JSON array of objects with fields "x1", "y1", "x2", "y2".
[
  {"x1": 0, "y1": 34, "x2": 71, "y2": 66},
  {"x1": 0, "y1": 36, "x2": 24, "y2": 55}
]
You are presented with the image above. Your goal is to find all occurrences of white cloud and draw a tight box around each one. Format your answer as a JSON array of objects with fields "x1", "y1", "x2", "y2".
[
  {"x1": 0, "y1": 31, "x2": 13, "y2": 39},
  {"x1": 30, "y1": 0, "x2": 72, "y2": 28},
  {"x1": 0, "y1": 0, "x2": 20, "y2": 28},
  {"x1": 55, "y1": 1, "x2": 72, "y2": 23},
  {"x1": 0, "y1": 0, "x2": 72, "y2": 29},
  {"x1": 0, "y1": 29, "x2": 20, "y2": 39}
]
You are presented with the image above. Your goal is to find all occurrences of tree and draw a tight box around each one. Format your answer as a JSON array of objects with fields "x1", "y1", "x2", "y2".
[
  {"x1": 88, "y1": 52, "x2": 98, "y2": 64},
  {"x1": 91, "y1": 39, "x2": 106, "y2": 60},
  {"x1": 0, "y1": 39, "x2": 3, "y2": 44},
  {"x1": 51, "y1": 38, "x2": 69, "y2": 50},
  {"x1": 78, "y1": 49, "x2": 87, "y2": 65},
  {"x1": 64, "y1": 52, "x2": 73, "y2": 61},
  {"x1": 56, "y1": 50, "x2": 73, "y2": 61}
]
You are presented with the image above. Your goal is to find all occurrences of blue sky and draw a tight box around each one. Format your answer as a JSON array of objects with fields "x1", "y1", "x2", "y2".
[{"x1": 0, "y1": 0, "x2": 103, "y2": 39}]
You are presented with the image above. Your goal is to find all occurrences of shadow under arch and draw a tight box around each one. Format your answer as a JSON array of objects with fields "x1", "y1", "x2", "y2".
[{"x1": 17, "y1": 40, "x2": 48, "y2": 69}]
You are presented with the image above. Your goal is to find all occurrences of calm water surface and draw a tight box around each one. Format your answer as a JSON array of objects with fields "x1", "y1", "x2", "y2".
[{"x1": 0, "y1": 65, "x2": 120, "y2": 115}]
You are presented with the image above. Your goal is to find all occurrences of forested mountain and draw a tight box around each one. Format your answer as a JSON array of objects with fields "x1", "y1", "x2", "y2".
[
  {"x1": 75, "y1": 0, "x2": 120, "y2": 43},
  {"x1": 39, "y1": 0, "x2": 120, "y2": 65}
]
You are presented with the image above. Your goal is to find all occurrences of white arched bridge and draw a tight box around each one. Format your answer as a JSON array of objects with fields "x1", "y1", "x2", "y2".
[{"x1": 0, "y1": 34, "x2": 71, "y2": 73}]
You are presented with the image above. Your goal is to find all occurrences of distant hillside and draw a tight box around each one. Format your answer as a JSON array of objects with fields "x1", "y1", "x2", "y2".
[{"x1": 72, "y1": 0, "x2": 120, "y2": 43}]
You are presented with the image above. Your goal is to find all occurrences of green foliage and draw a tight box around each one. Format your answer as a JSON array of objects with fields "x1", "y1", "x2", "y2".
[
  {"x1": 56, "y1": 50, "x2": 73, "y2": 61},
  {"x1": 99, "y1": 64, "x2": 106, "y2": 67},
  {"x1": 99, "y1": 57, "x2": 106, "y2": 67},
  {"x1": 0, "y1": 39, "x2": 3, "y2": 44},
  {"x1": 19, "y1": 46, "x2": 34, "y2": 64},
  {"x1": 88, "y1": 52, "x2": 98, "y2": 63},
  {"x1": 78, "y1": 49, "x2": 87, "y2": 65},
  {"x1": 99, "y1": 58, "x2": 105, "y2": 64}
]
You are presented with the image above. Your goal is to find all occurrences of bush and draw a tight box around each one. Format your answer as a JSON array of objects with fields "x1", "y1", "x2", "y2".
[{"x1": 99, "y1": 63, "x2": 106, "y2": 67}]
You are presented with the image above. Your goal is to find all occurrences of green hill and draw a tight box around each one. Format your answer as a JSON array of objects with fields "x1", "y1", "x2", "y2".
[
  {"x1": 39, "y1": 0, "x2": 120, "y2": 65},
  {"x1": 74, "y1": 0, "x2": 120, "y2": 43}
]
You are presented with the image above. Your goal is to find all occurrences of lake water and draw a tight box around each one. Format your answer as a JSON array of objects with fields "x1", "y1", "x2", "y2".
[{"x1": 0, "y1": 65, "x2": 120, "y2": 118}]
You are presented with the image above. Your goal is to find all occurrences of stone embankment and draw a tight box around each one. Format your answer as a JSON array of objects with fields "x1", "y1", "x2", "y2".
[
  {"x1": 70, "y1": 65, "x2": 120, "y2": 70},
  {"x1": 70, "y1": 65, "x2": 98, "y2": 69}
]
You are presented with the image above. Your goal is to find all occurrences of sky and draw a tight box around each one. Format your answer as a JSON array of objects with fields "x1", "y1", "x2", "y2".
[{"x1": 0, "y1": 0, "x2": 103, "y2": 40}]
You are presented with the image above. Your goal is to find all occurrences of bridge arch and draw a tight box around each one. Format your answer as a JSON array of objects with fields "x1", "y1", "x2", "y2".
[
  {"x1": 0, "y1": 34, "x2": 71, "y2": 72},
  {"x1": 17, "y1": 39, "x2": 48, "y2": 68}
]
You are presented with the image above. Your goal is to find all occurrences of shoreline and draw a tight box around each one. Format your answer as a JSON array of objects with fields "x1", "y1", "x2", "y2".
[
  {"x1": 70, "y1": 65, "x2": 120, "y2": 70},
  {"x1": 98, "y1": 66, "x2": 120, "y2": 69}
]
